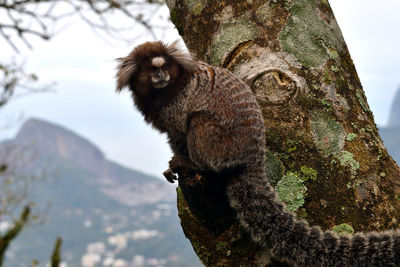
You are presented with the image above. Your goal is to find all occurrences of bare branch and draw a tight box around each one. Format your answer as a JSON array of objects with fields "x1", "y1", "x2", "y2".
[
  {"x1": 0, "y1": 59, "x2": 52, "y2": 108},
  {"x1": 0, "y1": 27, "x2": 19, "y2": 52},
  {"x1": 0, "y1": 0, "x2": 165, "y2": 51}
]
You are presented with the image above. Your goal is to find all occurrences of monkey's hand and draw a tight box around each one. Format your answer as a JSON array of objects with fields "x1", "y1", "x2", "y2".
[
  {"x1": 163, "y1": 155, "x2": 194, "y2": 183},
  {"x1": 168, "y1": 155, "x2": 196, "y2": 179},
  {"x1": 163, "y1": 168, "x2": 178, "y2": 183}
]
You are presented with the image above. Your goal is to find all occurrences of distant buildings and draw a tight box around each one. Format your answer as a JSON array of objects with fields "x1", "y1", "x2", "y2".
[{"x1": 81, "y1": 229, "x2": 163, "y2": 267}]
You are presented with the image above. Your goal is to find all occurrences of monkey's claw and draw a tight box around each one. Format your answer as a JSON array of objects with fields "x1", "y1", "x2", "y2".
[{"x1": 163, "y1": 168, "x2": 178, "y2": 183}]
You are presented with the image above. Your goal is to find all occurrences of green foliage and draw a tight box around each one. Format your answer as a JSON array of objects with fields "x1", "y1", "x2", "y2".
[{"x1": 50, "y1": 237, "x2": 62, "y2": 267}]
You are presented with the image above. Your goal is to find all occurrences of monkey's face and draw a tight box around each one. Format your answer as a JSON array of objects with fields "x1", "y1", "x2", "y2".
[
  {"x1": 148, "y1": 56, "x2": 177, "y2": 89},
  {"x1": 116, "y1": 41, "x2": 193, "y2": 96},
  {"x1": 133, "y1": 55, "x2": 181, "y2": 95}
]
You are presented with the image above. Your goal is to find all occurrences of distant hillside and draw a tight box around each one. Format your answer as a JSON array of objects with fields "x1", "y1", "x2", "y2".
[
  {"x1": 1, "y1": 118, "x2": 201, "y2": 267},
  {"x1": 388, "y1": 87, "x2": 400, "y2": 127},
  {"x1": 3, "y1": 118, "x2": 175, "y2": 206},
  {"x1": 381, "y1": 86, "x2": 400, "y2": 164},
  {"x1": 380, "y1": 127, "x2": 400, "y2": 164}
]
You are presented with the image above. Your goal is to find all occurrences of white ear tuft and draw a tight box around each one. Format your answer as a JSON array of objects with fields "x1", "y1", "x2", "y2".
[
  {"x1": 166, "y1": 40, "x2": 196, "y2": 72},
  {"x1": 116, "y1": 58, "x2": 137, "y2": 91}
]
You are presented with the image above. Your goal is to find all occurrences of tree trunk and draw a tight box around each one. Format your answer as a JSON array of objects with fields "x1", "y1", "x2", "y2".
[{"x1": 166, "y1": 0, "x2": 400, "y2": 266}]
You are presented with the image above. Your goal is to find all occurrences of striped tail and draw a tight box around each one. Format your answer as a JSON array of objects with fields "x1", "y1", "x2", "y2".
[{"x1": 226, "y1": 164, "x2": 400, "y2": 266}]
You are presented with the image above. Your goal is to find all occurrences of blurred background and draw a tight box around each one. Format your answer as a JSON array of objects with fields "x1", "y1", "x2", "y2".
[{"x1": 0, "y1": 0, "x2": 399, "y2": 266}]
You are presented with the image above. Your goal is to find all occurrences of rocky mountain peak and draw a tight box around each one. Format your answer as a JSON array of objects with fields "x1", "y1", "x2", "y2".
[
  {"x1": 15, "y1": 118, "x2": 106, "y2": 173},
  {"x1": 4, "y1": 118, "x2": 175, "y2": 206}
]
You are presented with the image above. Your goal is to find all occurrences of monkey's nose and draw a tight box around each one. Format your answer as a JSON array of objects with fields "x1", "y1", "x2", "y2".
[
  {"x1": 159, "y1": 71, "x2": 170, "y2": 82},
  {"x1": 152, "y1": 71, "x2": 170, "y2": 88}
]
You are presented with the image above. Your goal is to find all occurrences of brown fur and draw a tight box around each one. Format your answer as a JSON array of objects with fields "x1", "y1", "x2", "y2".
[{"x1": 116, "y1": 41, "x2": 400, "y2": 267}]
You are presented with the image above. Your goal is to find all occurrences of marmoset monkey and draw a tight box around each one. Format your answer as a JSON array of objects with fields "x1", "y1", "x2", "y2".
[{"x1": 116, "y1": 40, "x2": 400, "y2": 266}]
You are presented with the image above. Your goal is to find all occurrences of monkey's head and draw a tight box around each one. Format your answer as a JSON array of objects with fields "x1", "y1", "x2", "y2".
[{"x1": 116, "y1": 40, "x2": 194, "y2": 95}]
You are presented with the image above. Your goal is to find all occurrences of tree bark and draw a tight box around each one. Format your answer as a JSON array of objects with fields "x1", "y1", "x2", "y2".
[{"x1": 166, "y1": 0, "x2": 400, "y2": 266}]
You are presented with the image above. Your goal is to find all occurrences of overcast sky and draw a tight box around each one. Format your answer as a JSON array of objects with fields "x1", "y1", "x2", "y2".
[{"x1": 0, "y1": 0, "x2": 399, "y2": 178}]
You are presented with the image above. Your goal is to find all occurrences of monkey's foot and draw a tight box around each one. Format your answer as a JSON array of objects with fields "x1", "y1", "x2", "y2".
[{"x1": 163, "y1": 168, "x2": 178, "y2": 183}]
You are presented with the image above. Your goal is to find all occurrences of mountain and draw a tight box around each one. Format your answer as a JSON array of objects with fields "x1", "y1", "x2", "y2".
[
  {"x1": 388, "y1": 87, "x2": 400, "y2": 127},
  {"x1": 380, "y1": 127, "x2": 400, "y2": 164},
  {"x1": 8, "y1": 118, "x2": 175, "y2": 206},
  {"x1": 380, "y1": 86, "x2": 400, "y2": 164},
  {"x1": 1, "y1": 118, "x2": 201, "y2": 267}
]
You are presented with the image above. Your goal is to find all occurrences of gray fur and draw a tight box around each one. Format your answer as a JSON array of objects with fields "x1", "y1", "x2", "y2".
[{"x1": 117, "y1": 41, "x2": 400, "y2": 267}]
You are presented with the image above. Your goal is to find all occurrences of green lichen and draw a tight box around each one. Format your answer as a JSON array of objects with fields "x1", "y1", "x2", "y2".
[
  {"x1": 355, "y1": 90, "x2": 370, "y2": 112},
  {"x1": 310, "y1": 110, "x2": 346, "y2": 156},
  {"x1": 176, "y1": 187, "x2": 185, "y2": 215},
  {"x1": 346, "y1": 133, "x2": 357, "y2": 142},
  {"x1": 192, "y1": 240, "x2": 211, "y2": 265},
  {"x1": 255, "y1": 2, "x2": 273, "y2": 24},
  {"x1": 216, "y1": 241, "x2": 228, "y2": 251},
  {"x1": 184, "y1": 0, "x2": 207, "y2": 16},
  {"x1": 277, "y1": 172, "x2": 307, "y2": 212},
  {"x1": 328, "y1": 48, "x2": 339, "y2": 59},
  {"x1": 321, "y1": 98, "x2": 330, "y2": 107},
  {"x1": 286, "y1": 139, "x2": 298, "y2": 153},
  {"x1": 210, "y1": 19, "x2": 257, "y2": 66},
  {"x1": 297, "y1": 208, "x2": 308, "y2": 219},
  {"x1": 346, "y1": 182, "x2": 352, "y2": 190},
  {"x1": 331, "y1": 65, "x2": 339, "y2": 72},
  {"x1": 346, "y1": 180, "x2": 362, "y2": 190},
  {"x1": 380, "y1": 172, "x2": 386, "y2": 178},
  {"x1": 323, "y1": 69, "x2": 332, "y2": 84},
  {"x1": 332, "y1": 223, "x2": 354, "y2": 234},
  {"x1": 265, "y1": 149, "x2": 285, "y2": 187},
  {"x1": 334, "y1": 151, "x2": 360, "y2": 176},
  {"x1": 300, "y1": 166, "x2": 318, "y2": 182},
  {"x1": 279, "y1": 0, "x2": 344, "y2": 67}
]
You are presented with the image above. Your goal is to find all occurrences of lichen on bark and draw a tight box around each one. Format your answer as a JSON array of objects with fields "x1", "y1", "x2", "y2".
[{"x1": 279, "y1": 0, "x2": 344, "y2": 67}]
